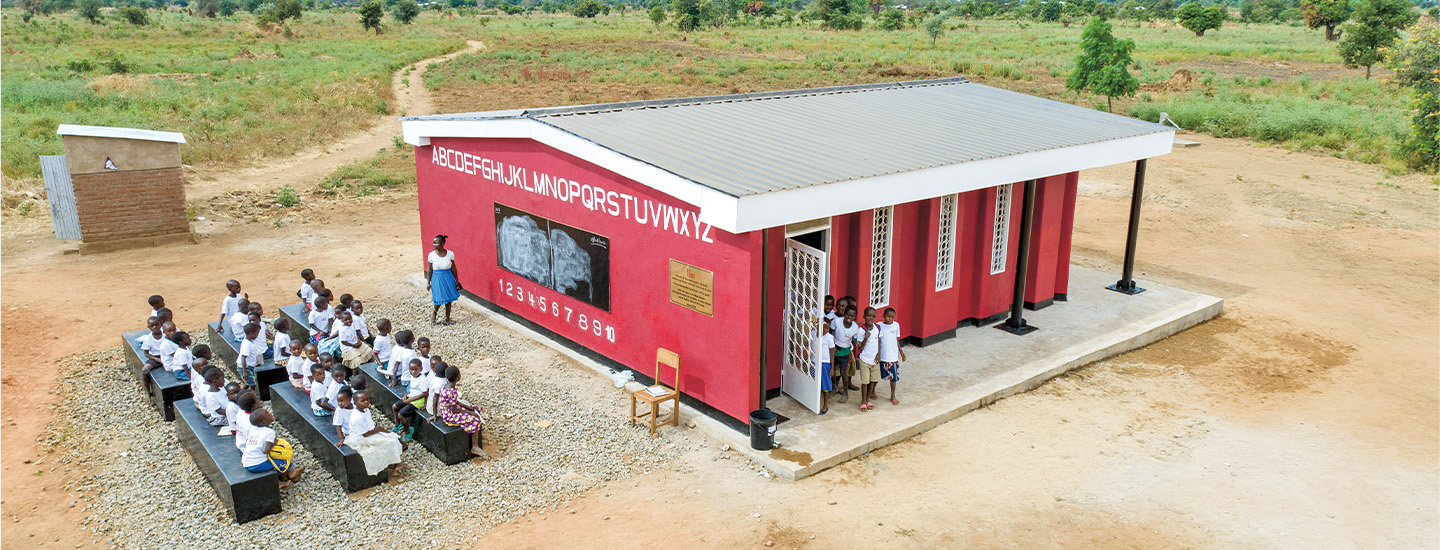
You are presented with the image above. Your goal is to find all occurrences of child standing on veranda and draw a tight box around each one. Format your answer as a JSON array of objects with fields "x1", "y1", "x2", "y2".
[
  {"x1": 853, "y1": 307, "x2": 882, "y2": 411},
  {"x1": 814, "y1": 320, "x2": 836, "y2": 414},
  {"x1": 241, "y1": 409, "x2": 306, "y2": 488},
  {"x1": 830, "y1": 304, "x2": 863, "y2": 404},
  {"x1": 877, "y1": 307, "x2": 906, "y2": 406},
  {"x1": 337, "y1": 391, "x2": 406, "y2": 476}
]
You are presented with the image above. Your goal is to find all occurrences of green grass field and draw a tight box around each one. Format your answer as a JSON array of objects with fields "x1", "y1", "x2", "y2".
[{"x1": 0, "y1": 7, "x2": 1420, "y2": 209}]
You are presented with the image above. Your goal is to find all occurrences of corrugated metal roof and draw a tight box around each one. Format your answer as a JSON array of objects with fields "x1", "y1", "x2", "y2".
[{"x1": 404, "y1": 78, "x2": 1170, "y2": 198}]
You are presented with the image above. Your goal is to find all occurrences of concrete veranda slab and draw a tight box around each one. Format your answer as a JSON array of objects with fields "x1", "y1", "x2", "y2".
[{"x1": 409, "y1": 266, "x2": 1222, "y2": 480}]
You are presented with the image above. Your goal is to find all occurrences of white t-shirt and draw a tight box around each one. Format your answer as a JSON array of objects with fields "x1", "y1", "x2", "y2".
[
  {"x1": 405, "y1": 372, "x2": 431, "y2": 399},
  {"x1": 325, "y1": 380, "x2": 344, "y2": 408},
  {"x1": 352, "y1": 314, "x2": 370, "y2": 339},
  {"x1": 169, "y1": 347, "x2": 192, "y2": 374},
  {"x1": 308, "y1": 308, "x2": 334, "y2": 337},
  {"x1": 373, "y1": 334, "x2": 393, "y2": 364},
  {"x1": 239, "y1": 425, "x2": 276, "y2": 468},
  {"x1": 309, "y1": 379, "x2": 329, "y2": 409},
  {"x1": 877, "y1": 321, "x2": 902, "y2": 362},
  {"x1": 337, "y1": 323, "x2": 360, "y2": 349},
  {"x1": 428, "y1": 250, "x2": 455, "y2": 270},
  {"x1": 238, "y1": 337, "x2": 265, "y2": 369},
  {"x1": 814, "y1": 333, "x2": 835, "y2": 364},
  {"x1": 858, "y1": 325, "x2": 881, "y2": 364},
  {"x1": 203, "y1": 388, "x2": 228, "y2": 417},
  {"x1": 299, "y1": 282, "x2": 315, "y2": 304},
  {"x1": 228, "y1": 311, "x2": 250, "y2": 339},
  {"x1": 288, "y1": 357, "x2": 313, "y2": 384},
  {"x1": 273, "y1": 333, "x2": 291, "y2": 364},
  {"x1": 140, "y1": 332, "x2": 166, "y2": 359},
  {"x1": 387, "y1": 346, "x2": 415, "y2": 376},
  {"x1": 343, "y1": 407, "x2": 376, "y2": 437},
  {"x1": 824, "y1": 310, "x2": 838, "y2": 324},
  {"x1": 190, "y1": 361, "x2": 207, "y2": 400},
  {"x1": 220, "y1": 294, "x2": 243, "y2": 320},
  {"x1": 157, "y1": 337, "x2": 179, "y2": 370},
  {"x1": 333, "y1": 405, "x2": 352, "y2": 429},
  {"x1": 832, "y1": 320, "x2": 864, "y2": 350}
]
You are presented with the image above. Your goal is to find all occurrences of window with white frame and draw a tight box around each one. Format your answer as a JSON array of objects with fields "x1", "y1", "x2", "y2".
[
  {"x1": 990, "y1": 184, "x2": 1012, "y2": 275},
  {"x1": 935, "y1": 194, "x2": 958, "y2": 291},
  {"x1": 869, "y1": 206, "x2": 893, "y2": 307}
]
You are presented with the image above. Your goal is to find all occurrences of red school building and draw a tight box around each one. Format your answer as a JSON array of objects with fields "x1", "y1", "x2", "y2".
[{"x1": 402, "y1": 78, "x2": 1174, "y2": 425}]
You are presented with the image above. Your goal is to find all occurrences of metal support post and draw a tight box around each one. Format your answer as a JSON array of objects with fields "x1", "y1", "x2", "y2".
[
  {"x1": 997, "y1": 179, "x2": 1039, "y2": 335},
  {"x1": 1108, "y1": 159, "x2": 1148, "y2": 295}
]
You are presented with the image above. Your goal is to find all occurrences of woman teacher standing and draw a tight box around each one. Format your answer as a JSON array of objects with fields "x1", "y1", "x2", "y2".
[{"x1": 427, "y1": 234, "x2": 460, "y2": 325}]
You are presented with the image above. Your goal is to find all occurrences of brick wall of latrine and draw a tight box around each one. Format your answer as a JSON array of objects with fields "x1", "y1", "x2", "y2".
[{"x1": 71, "y1": 167, "x2": 189, "y2": 242}]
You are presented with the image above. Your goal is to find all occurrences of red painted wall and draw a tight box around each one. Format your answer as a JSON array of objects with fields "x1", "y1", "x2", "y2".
[{"x1": 416, "y1": 138, "x2": 763, "y2": 422}]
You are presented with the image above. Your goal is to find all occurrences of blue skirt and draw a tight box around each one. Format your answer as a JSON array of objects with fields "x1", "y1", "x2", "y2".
[{"x1": 431, "y1": 268, "x2": 459, "y2": 305}]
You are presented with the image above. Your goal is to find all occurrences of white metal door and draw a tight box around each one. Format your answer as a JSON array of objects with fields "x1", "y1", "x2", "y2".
[{"x1": 781, "y1": 238, "x2": 826, "y2": 414}]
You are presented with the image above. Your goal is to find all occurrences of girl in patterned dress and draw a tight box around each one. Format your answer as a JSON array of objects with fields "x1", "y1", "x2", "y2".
[{"x1": 435, "y1": 366, "x2": 484, "y2": 457}]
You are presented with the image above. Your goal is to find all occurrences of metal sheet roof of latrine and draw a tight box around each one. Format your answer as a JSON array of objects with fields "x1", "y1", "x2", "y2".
[{"x1": 403, "y1": 78, "x2": 1172, "y2": 198}]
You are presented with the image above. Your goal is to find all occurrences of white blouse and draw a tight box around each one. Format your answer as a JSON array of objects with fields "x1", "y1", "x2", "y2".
[{"x1": 428, "y1": 250, "x2": 455, "y2": 271}]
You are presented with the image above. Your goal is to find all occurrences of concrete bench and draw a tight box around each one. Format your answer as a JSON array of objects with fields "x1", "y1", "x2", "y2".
[
  {"x1": 173, "y1": 397, "x2": 280, "y2": 524},
  {"x1": 207, "y1": 322, "x2": 286, "y2": 401},
  {"x1": 356, "y1": 363, "x2": 475, "y2": 465},
  {"x1": 122, "y1": 329, "x2": 193, "y2": 422},
  {"x1": 277, "y1": 303, "x2": 312, "y2": 347},
  {"x1": 268, "y1": 382, "x2": 388, "y2": 492}
]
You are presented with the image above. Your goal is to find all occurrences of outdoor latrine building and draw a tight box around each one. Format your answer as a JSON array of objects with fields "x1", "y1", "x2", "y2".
[{"x1": 401, "y1": 77, "x2": 1174, "y2": 425}]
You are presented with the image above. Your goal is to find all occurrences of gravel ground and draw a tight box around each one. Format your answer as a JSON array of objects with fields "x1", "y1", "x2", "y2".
[{"x1": 38, "y1": 289, "x2": 686, "y2": 549}]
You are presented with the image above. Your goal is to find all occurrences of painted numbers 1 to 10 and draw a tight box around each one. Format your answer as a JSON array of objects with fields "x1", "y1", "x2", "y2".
[{"x1": 499, "y1": 277, "x2": 616, "y2": 343}]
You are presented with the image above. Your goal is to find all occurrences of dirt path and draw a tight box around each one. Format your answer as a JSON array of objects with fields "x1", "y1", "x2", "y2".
[
  {"x1": 184, "y1": 40, "x2": 484, "y2": 202},
  {"x1": 1, "y1": 135, "x2": 1435, "y2": 549}
]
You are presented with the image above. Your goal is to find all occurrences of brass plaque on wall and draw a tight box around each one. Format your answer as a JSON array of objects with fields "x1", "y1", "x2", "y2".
[{"x1": 669, "y1": 259, "x2": 714, "y2": 316}]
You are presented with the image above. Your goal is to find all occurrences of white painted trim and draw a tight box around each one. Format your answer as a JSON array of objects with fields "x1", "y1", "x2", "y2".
[
  {"x1": 401, "y1": 118, "x2": 1173, "y2": 234},
  {"x1": 56, "y1": 124, "x2": 186, "y2": 144},
  {"x1": 935, "y1": 193, "x2": 958, "y2": 292}
]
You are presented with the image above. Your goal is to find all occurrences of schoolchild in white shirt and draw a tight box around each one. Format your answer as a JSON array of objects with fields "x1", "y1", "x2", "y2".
[
  {"x1": 350, "y1": 301, "x2": 372, "y2": 345},
  {"x1": 228, "y1": 299, "x2": 252, "y2": 341},
  {"x1": 392, "y1": 359, "x2": 428, "y2": 442},
  {"x1": 814, "y1": 321, "x2": 836, "y2": 414},
  {"x1": 147, "y1": 295, "x2": 166, "y2": 321},
  {"x1": 830, "y1": 303, "x2": 865, "y2": 404},
  {"x1": 240, "y1": 410, "x2": 305, "y2": 487},
  {"x1": 854, "y1": 307, "x2": 882, "y2": 412},
  {"x1": 219, "y1": 280, "x2": 246, "y2": 325},
  {"x1": 308, "y1": 296, "x2": 335, "y2": 345},
  {"x1": 309, "y1": 363, "x2": 333, "y2": 416},
  {"x1": 331, "y1": 386, "x2": 354, "y2": 442},
  {"x1": 286, "y1": 340, "x2": 311, "y2": 389},
  {"x1": 228, "y1": 390, "x2": 258, "y2": 449},
  {"x1": 169, "y1": 332, "x2": 194, "y2": 381},
  {"x1": 189, "y1": 346, "x2": 214, "y2": 409},
  {"x1": 385, "y1": 330, "x2": 416, "y2": 386},
  {"x1": 306, "y1": 279, "x2": 327, "y2": 310},
  {"x1": 200, "y1": 369, "x2": 231, "y2": 426},
  {"x1": 338, "y1": 391, "x2": 406, "y2": 476},
  {"x1": 372, "y1": 319, "x2": 393, "y2": 373},
  {"x1": 877, "y1": 307, "x2": 906, "y2": 406},
  {"x1": 273, "y1": 318, "x2": 293, "y2": 363},
  {"x1": 237, "y1": 323, "x2": 266, "y2": 388},
  {"x1": 297, "y1": 269, "x2": 316, "y2": 308}
]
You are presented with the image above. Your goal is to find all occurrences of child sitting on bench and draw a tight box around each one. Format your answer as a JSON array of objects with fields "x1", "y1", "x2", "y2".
[
  {"x1": 435, "y1": 366, "x2": 485, "y2": 457},
  {"x1": 337, "y1": 310, "x2": 375, "y2": 369},
  {"x1": 306, "y1": 279, "x2": 326, "y2": 309},
  {"x1": 350, "y1": 301, "x2": 372, "y2": 346},
  {"x1": 337, "y1": 390, "x2": 406, "y2": 476},
  {"x1": 189, "y1": 345, "x2": 214, "y2": 409},
  {"x1": 273, "y1": 317, "x2": 292, "y2": 365},
  {"x1": 148, "y1": 295, "x2": 165, "y2": 320},
  {"x1": 331, "y1": 385, "x2": 354, "y2": 442},
  {"x1": 228, "y1": 390, "x2": 259, "y2": 449},
  {"x1": 309, "y1": 362, "x2": 334, "y2": 416},
  {"x1": 384, "y1": 330, "x2": 415, "y2": 384},
  {"x1": 241, "y1": 409, "x2": 306, "y2": 488},
  {"x1": 372, "y1": 319, "x2": 392, "y2": 373},
  {"x1": 169, "y1": 332, "x2": 193, "y2": 381},
  {"x1": 298, "y1": 269, "x2": 316, "y2": 307},
  {"x1": 200, "y1": 368, "x2": 230, "y2": 426},
  {"x1": 391, "y1": 359, "x2": 428, "y2": 442},
  {"x1": 285, "y1": 340, "x2": 310, "y2": 389},
  {"x1": 325, "y1": 362, "x2": 349, "y2": 414}
]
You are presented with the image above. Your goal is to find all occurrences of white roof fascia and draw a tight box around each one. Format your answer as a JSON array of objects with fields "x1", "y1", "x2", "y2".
[
  {"x1": 725, "y1": 130, "x2": 1174, "y2": 233},
  {"x1": 403, "y1": 118, "x2": 741, "y2": 231},
  {"x1": 56, "y1": 124, "x2": 186, "y2": 144},
  {"x1": 401, "y1": 118, "x2": 1172, "y2": 234}
]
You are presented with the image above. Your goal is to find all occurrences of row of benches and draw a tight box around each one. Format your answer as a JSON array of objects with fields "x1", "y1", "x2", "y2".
[{"x1": 127, "y1": 304, "x2": 480, "y2": 523}]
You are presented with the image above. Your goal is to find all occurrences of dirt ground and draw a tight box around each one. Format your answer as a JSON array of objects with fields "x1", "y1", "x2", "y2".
[{"x1": 3, "y1": 124, "x2": 1437, "y2": 549}]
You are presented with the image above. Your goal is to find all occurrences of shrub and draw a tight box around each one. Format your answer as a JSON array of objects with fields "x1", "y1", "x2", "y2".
[
  {"x1": 876, "y1": 8, "x2": 904, "y2": 30},
  {"x1": 272, "y1": 184, "x2": 300, "y2": 207},
  {"x1": 359, "y1": 0, "x2": 384, "y2": 33},
  {"x1": 1176, "y1": 1, "x2": 1224, "y2": 36},
  {"x1": 572, "y1": 0, "x2": 602, "y2": 17},
  {"x1": 392, "y1": 0, "x2": 419, "y2": 23},
  {"x1": 118, "y1": 5, "x2": 150, "y2": 25}
]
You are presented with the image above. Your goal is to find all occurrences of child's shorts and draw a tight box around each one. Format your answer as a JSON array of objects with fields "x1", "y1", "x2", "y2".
[
  {"x1": 855, "y1": 359, "x2": 881, "y2": 385},
  {"x1": 820, "y1": 362, "x2": 833, "y2": 391},
  {"x1": 173, "y1": 369, "x2": 190, "y2": 381},
  {"x1": 311, "y1": 407, "x2": 332, "y2": 417},
  {"x1": 833, "y1": 353, "x2": 853, "y2": 377},
  {"x1": 880, "y1": 361, "x2": 900, "y2": 382},
  {"x1": 245, "y1": 457, "x2": 290, "y2": 474}
]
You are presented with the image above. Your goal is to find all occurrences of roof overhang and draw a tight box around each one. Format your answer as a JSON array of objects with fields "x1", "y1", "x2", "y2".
[
  {"x1": 56, "y1": 124, "x2": 187, "y2": 144},
  {"x1": 402, "y1": 117, "x2": 1172, "y2": 234}
]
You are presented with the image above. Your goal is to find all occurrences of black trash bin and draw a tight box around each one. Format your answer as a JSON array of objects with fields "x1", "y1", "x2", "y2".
[{"x1": 749, "y1": 409, "x2": 777, "y2": 450}]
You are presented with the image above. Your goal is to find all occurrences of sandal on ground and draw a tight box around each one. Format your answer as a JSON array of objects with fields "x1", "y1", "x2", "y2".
[{"x1": 891, "y1": 398, "x2": 899, "y2": 405}]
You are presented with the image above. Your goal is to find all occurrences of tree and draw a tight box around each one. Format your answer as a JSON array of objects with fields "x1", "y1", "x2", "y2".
[
  {"x1": 392, "y1": 0, "x2": 418, "y2": 22},
  {"x1": 1067, "y1": 17, "x2": 1139, "y2": 112},
  {"x1": 118, "y1": 5, "x2": 150, "y2": 23},
  {"x1": 924, "y1": 12, "x2": 946, "y2": 45},
  {"x1": 671, "y1": 0, "x2": 700, "y2": 30},
  {"x1": 274, "y1": 0, "x2": 302, "y2": 19},
  {"x1": 877, "y1": 7, "x2": 904, "y2": 29},
  {"x1": 77, "y1": 0, "x2": 101, "y2": 23},
  {"x1": 1037, "y1": 0, "x2": 1062, "y2": 20},
  {"x1": 649, "y1": 4, "x2": 666, "y2": 26},
  {"x1": 1301, "y1": 0, "x2": 1350, "y2": 40},
  {"x1": 359, "y1": 0, "x2": 383, "y2": 33},
  {"x1": 572, "y1": 0, "x2": 602, "y2": 16},
  {"x1": 1337, "y1": 0, "x2": 1416, "y2": 78},
  {"x1": 1176, "y1": 1, "x2": 1224, "y2": 35},
  {"x1": 217, "y1": 0, "x2": 239, "y2": 15},
  {"x1": 1384, "y1": 17, "x2": 1438, "y2": 171}
]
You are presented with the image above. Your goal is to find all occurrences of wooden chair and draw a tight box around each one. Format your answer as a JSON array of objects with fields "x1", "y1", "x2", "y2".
[{"x1": 630, "y1": 348, "x2": 680, "y2": 438}]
